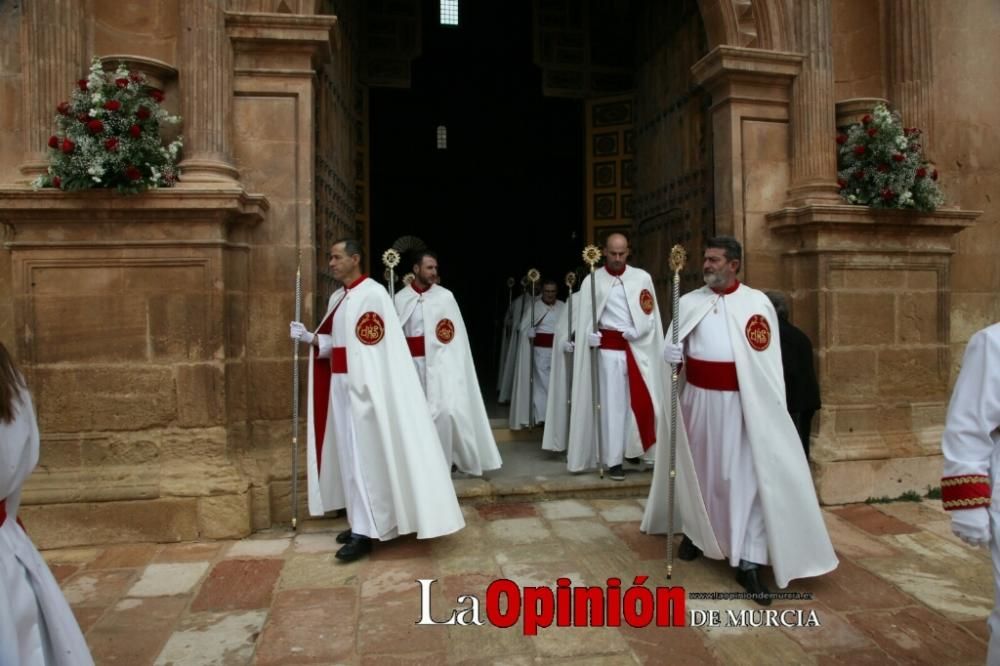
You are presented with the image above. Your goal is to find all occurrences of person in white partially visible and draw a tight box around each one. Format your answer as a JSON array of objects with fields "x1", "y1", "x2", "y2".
[
  {"x1": 0, "y1": 342, "x2": 94, "y2": 666},
  {"x1": 940, "y1": 322, "x2": 1000, "y2": 665}
]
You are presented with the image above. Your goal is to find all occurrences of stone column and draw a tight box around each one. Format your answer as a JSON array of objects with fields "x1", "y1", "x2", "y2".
[
  {"x1": 785, "y1": 0, "x2": 840, "y2": 205},
  {"x1": 885, "y1": 0, "x2": 934, "y2": 155},
  {"x1": 177, "y1": 0, "x2": 239, "y2": 184},
  {"x1": 19, "y1": 0, "x2": 86, "y2": 179}
]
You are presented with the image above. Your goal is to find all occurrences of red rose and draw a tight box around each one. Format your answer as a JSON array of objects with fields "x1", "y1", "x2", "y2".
[
  {"x1": 52, "y1": 176, "x2": 61, "y2": 189},
  {"x1": 47, "y1": 135, "x2": 59, "y2": 149},
  {"x1": 837, "y1": 179, "x2": 847, "y2": 190},
  {"x1": 136, "y1": 105, "x2": 151, "y2": 120},
  {"x1": 881, "y1": 188, "x2": 895, "y2": 201},
  {"x1": 104, "y1": 99, "x2": 121, "y2": 112},
  {"x1": 77, "y1": 113, "x2": 89, "y2": 122},
  {"x1": 148, "y1": 89, "x2": 165, "y2": 103},
  {"x1": 86, "y1": 119, "x2": 104, "y2": 134},
  {"x1": 61, "y1": 138, "x2": 75, "y2": 154},
  {"x1": 57, "y1": 101, "x2": 71, "y2": 115},
  {"x1": 862, "y1": 114, "x2": 872, "y2": 125},
  {"x1": 916, "y1": 167, "x2": 927, "y2": 178},
  {"x1": 892, "y1": 153, "x2": 905, "y2": 162},
  {"x1": 931, "y1": 169, "x2": 939, "y2": 181},
  {"x1": 852, "y1": 169, "x2": 864, "y2": 180},
  {"x1": 877, "y1": 163, "x2": 889, "y2": 173},
  {"x1": 129, "y1": 124, "x2": 142, "y2": 138},
  {"x1": 867, "y1": 128, "x2": 878, "y2": 138},
  {"x1": 836, "y1": 134, "x2": 847, "y2": 145},
  {"x1": 115, "y1": 77, "x2": 129, "y2": 88},
  {"x1": 125, "y1": 165, "x2": 142, "y2": 181},
  {"x1": 104, "y1": 137, "x2": 119, "y2": 152},
  {"x1": 853, "y1": 145, "x2": 866, "y2": 156},
  {"x1": 129, "y1": 70, "x2": 143, "y2": 82},
  {"x1": 77, "y1": 79, "x2": 88, "y2": 91}
]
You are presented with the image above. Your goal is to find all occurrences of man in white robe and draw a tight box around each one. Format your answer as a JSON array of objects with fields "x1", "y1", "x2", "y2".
[
  {"x1": 290, "y1": 239, "x2": 465, "y2": 562},
  {"x1": 542, "y1": 290, "x2": 579, "y2": 454},
  {"x1": 394, "y1": 251, "x2": 502, "y2": 475},
  {"x1": 567, "y1": 233, "x2": 664, "y2": 480},
  {"x1": 498, "y1": 282, "x2": 528, "y2": 403},
  {"x1": 510, "y1": 280, "x2": 565, "y2": 430},
  {"x1": 1, "y1": 346, "x2": 94, "y2": 666},
  {"x1": 643, "y1": 235, "x2": 837, "y2": 602},
  {"x1": 940, "y1": 322, "x2": 1000, "y2": 663}
]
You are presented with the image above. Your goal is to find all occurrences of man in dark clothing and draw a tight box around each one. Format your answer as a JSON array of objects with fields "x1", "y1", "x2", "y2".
[{"x1": 765, "y1": 291, "x2": 821, "y2": 459}]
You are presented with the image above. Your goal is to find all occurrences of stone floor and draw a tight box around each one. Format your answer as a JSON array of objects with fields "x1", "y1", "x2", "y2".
[{"x1": 43, "y1": 495, "x2": 992, "y2": 665}]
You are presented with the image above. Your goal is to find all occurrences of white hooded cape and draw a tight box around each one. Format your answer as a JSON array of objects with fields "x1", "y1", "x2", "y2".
[
  {"x1": 1, "y1": 389, "x2": 94, "y2": 666},
  {"x1": 394, "y1": 283, "x2": 502, "y2": 475},
  {"x1": 566, "y1": 265, "x2": 664, "y2": 471},
  {"x1": 542, "y1": 292, "x2": 580, "y2": 453},
  {"x1": 641, "y1": 283, "x2": 838, "y2": 588},
  {"x1": 305, "y1": 277, "x2": 465, "y2": 539},
  {"x1": 498, "y1": 292, "x2": 528, "y2": 403},
  {"x1": 509, "y1": 298, "x2": 565, "y2": 429}
]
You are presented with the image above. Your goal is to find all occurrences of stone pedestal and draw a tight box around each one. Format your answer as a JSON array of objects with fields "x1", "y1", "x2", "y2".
[
  {"x1": 767, "y1": 204, "x2": 979, "y2": 504},
  {"x1": 0, "y1": 188, "x2": 267, "y2": 547}
]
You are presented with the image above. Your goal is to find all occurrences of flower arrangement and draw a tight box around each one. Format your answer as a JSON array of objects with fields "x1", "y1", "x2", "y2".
[
  {"x1": 836, "y1": 103, "x2": 943, "y2": 211},
  {"x1": 33, "y1": 57, "x2": 182, "y2": 194}
]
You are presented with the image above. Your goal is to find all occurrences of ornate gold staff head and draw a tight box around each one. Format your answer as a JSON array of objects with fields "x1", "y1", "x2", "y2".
[
  {"x1": 402, "y1": 272, "x2": 415, "y2": 286},
  {"x1": 506, "y1": 277, "x2": 515, "y2": 289},
  {"x1": 565, "y1": 271, "x2": 576, "y2": 289},
  {"x1": 527, "y1": 268, "x2": 540, "y2": 284},
  {"x1": 382, "y1": 248, "x2": 401, "y2": 269},
  {"x1": 669, "y1": 244, "x2": 687, "y2": 274},
  {"x1": 582, "y1": 245, "x2": 602, "y2": 271}
]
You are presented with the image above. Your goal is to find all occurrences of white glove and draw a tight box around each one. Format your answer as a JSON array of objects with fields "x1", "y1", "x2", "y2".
[
  {"x1": 663, "y1": 342, "x2": 684, "y2": 365},
  {"x1": 951, "y1": 508, "x2": 991, "y2": 548},
  {"x1": 527, "y1": 328, "x2": 537, "y2": 340},
  {"x1": 587, "y1": 331, "x2": 602, "y2": 348},
  {"x1": 289, "y1": 321, "x2": 314, "y2": 345},
  {"x1": 622, "y1": 326, "x2": 640, "y2": 342},
  {"x1": 563, "y1": 340, "x2": 575, "y2": 353}
]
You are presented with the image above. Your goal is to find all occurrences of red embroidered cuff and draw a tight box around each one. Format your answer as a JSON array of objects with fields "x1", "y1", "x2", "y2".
[{"x1": 941, "y1": 475, "x2": 991, "y2": 510}]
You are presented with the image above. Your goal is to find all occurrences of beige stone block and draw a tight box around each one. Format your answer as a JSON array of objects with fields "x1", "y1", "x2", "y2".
[
  {"x1": 148, "y1": 292, "x2": 217, "y2": 361},
  {"x1": 911, "y1": 402, "x2": 947, "y2": 431},
  {"x1": 176, "y1": 363, "x2": 225, "y2": 426},
  {"x1": 248, "y1": 292, "x2": 297, "y2": 359},
  {"x1": 249, "y1": 200, "x2": 299, "y2": 245},
  {"x1": 225, "y1": 361, "x2": 249, "y2": 423},
  {"x1": 225, "y1": 294, "x2": 248, "y2": 359},
  {"x1": 878, "y1": 348, "x2": 946, "y2": 401},
  {"x1": 92, "y1": 1, "x2": 179, "y2": 64},
  {"x1": 236, "y1": 141, "x2": 298, "y2": 205},
  {"x1": 898, "y1": 293, "x2": 940, "y2": 344},
  {"x1": 834, "y1": 406, "x2": 878, "y2": 434},
  {"x1": 248, "y1": 244, "x2": 301, "y2": 292},
  {"x1": 122, "y1": 264, "x2": 208, "y2": 292},
  {"x1": 37, "y1": 434, "x2": 83, "y2": 469},
  {"x1": 813, "y1": 454, "x2": 943, "y2": 505},
  {"x1": 833, "y1": 292, "x2": 894, "y2": 346},
  {"x1": 251, "y1": 485, "x2": 272, "y2": 531},
  {"x1": 951, "y1": 294, "x2": 999, "y2": 343},
  {"x1": 823, "y1": 349, "x2": 877, "y2": 402},
  {"x1": 157, "y1": 426, "x2": 229, "y2": 462},
  {"x1": 197, "y1": 491, "x2": 253, "y2": 540},
  {"x1": 233, "y1": 95, "x2": 298, "y2": 144},
  {"x1": 18, "y1": 498, "x2": 199, "y2": 549},
  {"x1": 31, "y1": 294, "x2": 148, "y2": 362},
  {"x1": 907, "y1": 269, "x2": 940, "y2": 290},
  {"x1": 33, "y1": 366, "x2": 177, "y2": 432},
  {"x1": 81, "y1": 434, "x2": 160, "y2": 467},
  {"x1": 249, "y1": 359, "x2": 294, "y2": 421}
]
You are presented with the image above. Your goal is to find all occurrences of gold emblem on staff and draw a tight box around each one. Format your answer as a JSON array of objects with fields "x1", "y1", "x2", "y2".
[
  {"x1": 527, "y1": 268, "x2": 540, "y2": 283},
  {"x1": 565, "y1": 271, "x2": 576, "y2": 288},
  {"x1": 402, "y1": 272, "x2": 415, "y2": 286},
  {"x1": 356, "y1": 311, "x2": 385, "y2": 345},
  {"x1": 583, "y1": 245, "x2": 602, "y2": 266},
  {"x1": 382, "y1": 249, "x2": 400, "y2": 269},
  {"x1": 669, "y1": 244, "x2": 687, "y2": 273}
]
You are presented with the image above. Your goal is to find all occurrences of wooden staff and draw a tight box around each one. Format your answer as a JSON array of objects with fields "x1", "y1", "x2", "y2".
[
  {"x1": 666, "y1": 244, "x2": 687, "y2": 578},
  {"x1": 582, "y1": 245, "x2": 604, "y2": 478},
  {"x1": 382, "y1": 248, "x2": 400, "y2": 300}
]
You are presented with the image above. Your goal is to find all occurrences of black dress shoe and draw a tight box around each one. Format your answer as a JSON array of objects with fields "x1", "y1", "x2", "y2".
[
  {"x1": 736, "y1": 568, "x2": 772, "y2": 606},
  {"x1": 608, "y1": 464, "x2": 625, "y2": 481},
  {"x1": 678, "y1": 535, "x2": 702, "y2": 561},
  {"x1": 336, "y1": 528, "x2": 353, "y2": 545},
  {"x1": 335, "y1": 535, "x2": 372, "y2": 562},
  {"x1": 625, "y1": 456, "x2": 642, "y2": 465}
]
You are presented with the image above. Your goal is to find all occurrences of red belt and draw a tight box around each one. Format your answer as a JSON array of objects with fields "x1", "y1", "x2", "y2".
[
  {"x1": 685, "y1": 356, "x2": 739, "y2": 391},
  {"x1": 406, "y1": 336, "x2": 425, "y2": 357},
  {"x1": 330, "y1": 347, "x2": 347, "y2": 374},
  {"x1": 599, "y1": 329, "x2": 628, "y2": 350},
  {"x1": 533, "y1": 333, "x2": 554, "y2": 348},
  {"x1": 0, "y1": 498, "x2": 25, "y2": 531}
]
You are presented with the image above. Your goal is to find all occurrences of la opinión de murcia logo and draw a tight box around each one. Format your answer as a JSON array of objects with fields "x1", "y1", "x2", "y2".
[{"x1": 416, "y1": 579, "x2": 820, "y2": 633}]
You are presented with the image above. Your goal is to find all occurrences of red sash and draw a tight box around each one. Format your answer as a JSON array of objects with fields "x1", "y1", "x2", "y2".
[
  {"x1": 533, "y1": 333, "x2": 554, "y2": 348},
  {"x1": 684, "y1": 356, "x2": 739, "y2": 391},
  {"x1": 406, "y1": 336, "x2": 426, "y2": 357},
  {"x1": 0, "y1": 498, "x2": 26, "y2": 531},
  {"x1": 598, "y1": 329, "x2": 656, "y2": 450}
]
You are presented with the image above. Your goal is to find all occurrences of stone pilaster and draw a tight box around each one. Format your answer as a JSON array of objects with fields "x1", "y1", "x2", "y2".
[
  {"x1": 885, "y1": 0, "x2": 934, "y2": 155},
  {"x1": 785, "y1": 0, "x2": 840, "y2": 205},
  {"x1": 177, "y1": 0, "x2": 239, "y2": 184},
  {"x1": 18, "y1": 0, "x2": 85, "y2": 180}
]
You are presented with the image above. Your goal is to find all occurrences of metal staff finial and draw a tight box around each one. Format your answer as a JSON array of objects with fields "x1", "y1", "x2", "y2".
[
  {"x1": 582, "y1": 245, "x2": 604, "y2": 478},
  {"x1": 382, "y1": 248, "x2": 400, "y2": 299},
  {"x1": 666, "y1": 243, "x2": 687, "y2": 578}
]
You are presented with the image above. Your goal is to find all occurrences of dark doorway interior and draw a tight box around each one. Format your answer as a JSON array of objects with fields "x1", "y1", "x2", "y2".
[{"x1": 370, "y1": 1, "x2": 584, "y2": 388}]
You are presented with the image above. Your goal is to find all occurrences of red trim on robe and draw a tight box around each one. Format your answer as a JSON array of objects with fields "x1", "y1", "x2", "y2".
[
  {"x1": 411, "y1": 281, "x2": 431, "y2": 294},
  {"x1": 684, "y1": 356, "x2": 740, "y2": 391},
  {"x1": 533, "y1": 333, "x2": 554, "y2": 348},
  {"x1": 598, "y1": 329, "x2": 656, "y2": 450},
  {"x1": 406, "y1": 336, "x2": 426, "y2": 357},
  {"x1": 711, "y1": 279, "x2": 740, "y2": 295},
  {"x1": 605, "y1": 264, "x2": 626, "y2": 277},
  {"x1": 330, "y1": 347, "x2": 348, "y2": 372},
  {"x1": 0, "y1": 498, "x2": 25, "y2": 532},
  {"x1": 941, "y1": 475, "x2": 991, "y2": 510}
]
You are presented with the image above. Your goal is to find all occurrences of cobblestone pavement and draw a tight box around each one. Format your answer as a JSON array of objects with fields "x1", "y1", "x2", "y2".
[{"x1": 42, "y1": 496, "x2": 991, "y2": 665}]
